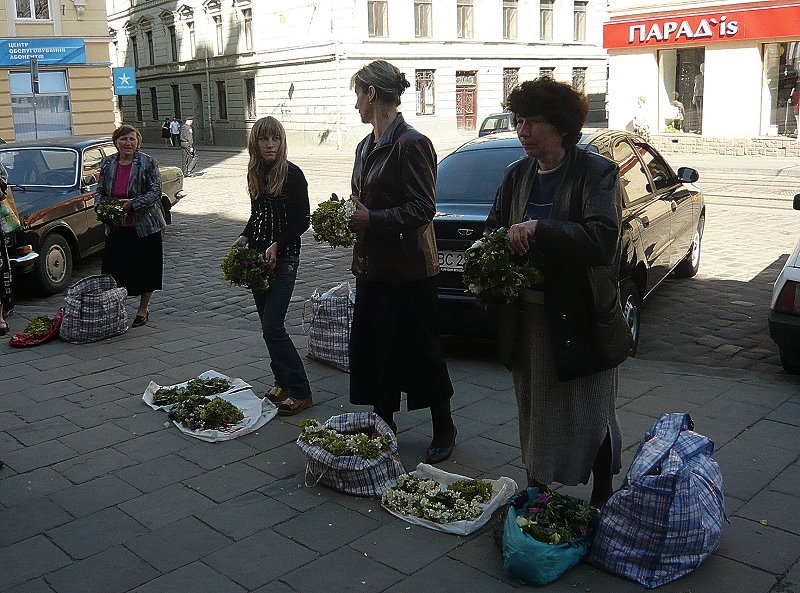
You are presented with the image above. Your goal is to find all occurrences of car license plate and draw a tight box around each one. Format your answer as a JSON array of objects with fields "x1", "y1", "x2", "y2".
[{"x1": 438, "y1": 250, "x2": 464, "y2": 272}]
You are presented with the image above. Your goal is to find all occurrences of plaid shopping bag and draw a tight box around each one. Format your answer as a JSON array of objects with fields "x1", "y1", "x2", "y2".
[
  {"x1": 589, "y1": 413, "x2": 725, "y2": 588},
  {"x1": 60, "y1": 275, "x2": 128, "y2": 343},
  {"x1": 304, "y1": 282, "x2": 354, "y2": 372},
  {"x1": 297, "y1": 412, "x2": 405, "y2": 497}
]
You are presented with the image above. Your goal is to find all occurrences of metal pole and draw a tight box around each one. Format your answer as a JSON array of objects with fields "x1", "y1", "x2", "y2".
[{"x1": 205, "y1": 55, "x2": 214, "y2": 145}]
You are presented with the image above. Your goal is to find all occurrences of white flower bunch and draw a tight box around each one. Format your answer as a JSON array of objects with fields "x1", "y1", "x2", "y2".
[{"x1": 381, "y1": 474, "x2": 489, "y2": 524}]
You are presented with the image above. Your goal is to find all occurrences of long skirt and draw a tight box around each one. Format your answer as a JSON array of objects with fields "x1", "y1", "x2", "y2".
[
  {"x1": 101, "y1": 227, "x2": 162, "y2": 296},
  {"x1": 512, "y1": 301, "x2": 622, "y2": 486},
  {"x1": 349, "y1": 276, "x2": 453, "y2": 412}
]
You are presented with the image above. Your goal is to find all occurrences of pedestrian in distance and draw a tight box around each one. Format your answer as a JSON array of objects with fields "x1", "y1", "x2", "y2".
[
  {"x1": 486, "y1": 77, "x2": 630, "y2": 507},
  {"x1": 179, "y1": 118, "x2": 197, "y2": 176},
  {"x1": 169, "y1": 116, "x2": 181, "y2": 147},
  {"x1": 345, "y1": 59, "x2": 456, "y2": 464},
  {"x1": 96, "y1": 124, "x2": 165, "y2": 328},
  {"x1": 231, "y1": 116, "x2": 313, "y2": 416},
  {"x1": 161, "y1": 118, "x2": 172, "y2": 147}
]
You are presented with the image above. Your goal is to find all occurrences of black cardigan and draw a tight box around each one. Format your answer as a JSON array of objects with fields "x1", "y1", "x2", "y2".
[{"x1": 241, "y1": 162, "x2": 310, "y2": 256}]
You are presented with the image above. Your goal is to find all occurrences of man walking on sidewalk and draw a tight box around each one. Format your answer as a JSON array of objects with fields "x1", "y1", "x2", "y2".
[
  {"x1": 180, "y1": 118, "x2": 197, "y2": 176},
  {"x1": 169, "y1": 116, "x2": 181, "y2": 147}
]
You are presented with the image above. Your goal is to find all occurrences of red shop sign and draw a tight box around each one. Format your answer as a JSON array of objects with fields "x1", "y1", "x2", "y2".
[{"x1": 604, "y1": 3, "x2": 800, "y2": 49}]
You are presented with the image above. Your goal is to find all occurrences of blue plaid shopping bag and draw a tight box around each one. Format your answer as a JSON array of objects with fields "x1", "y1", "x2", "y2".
[{"x1": 589, "y1": 413, "x2": 725, "y2": 588}]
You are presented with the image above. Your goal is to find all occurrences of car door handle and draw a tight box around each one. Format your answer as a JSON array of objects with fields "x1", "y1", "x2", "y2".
[
  {"x1": 670, "y1": 200, "x2": 678, "y2": 212},
  {"x1": 637, "y1": 216, "x2": 650, "y2": 228}
]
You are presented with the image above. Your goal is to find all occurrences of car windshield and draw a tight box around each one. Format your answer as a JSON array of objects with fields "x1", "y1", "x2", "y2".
[
  {"x1": 436, "y1": 146, "x2": 525, "y2": 205},
  {"x1": 0, "y1": 148, "x2": 78, "y2": 188}
]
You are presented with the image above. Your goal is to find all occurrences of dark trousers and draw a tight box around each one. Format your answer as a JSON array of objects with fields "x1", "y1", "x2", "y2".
[{"x1": 252, "y1": 255, "x2": 311, "y2": 399}]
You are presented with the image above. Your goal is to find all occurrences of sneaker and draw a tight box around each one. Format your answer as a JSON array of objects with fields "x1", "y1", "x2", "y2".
[
  {"x1": 277, "y1": 396, "x2": 313, "y2": 416},
  {"x1": 267, "y1": 386, "x2": 288, "y2": 405}
]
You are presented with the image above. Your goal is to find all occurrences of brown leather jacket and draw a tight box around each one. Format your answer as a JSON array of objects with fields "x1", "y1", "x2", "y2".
[{"x1": 350, "y1": 114, "x2": 440, "y2": 282}]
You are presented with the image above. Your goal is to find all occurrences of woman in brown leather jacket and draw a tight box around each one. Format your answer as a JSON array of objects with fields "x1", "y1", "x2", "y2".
[
  {"x1": 347, "y1": 60, "x2": 456, "y2": 464},
  {"x1": 486, "y1": 78, "x2": 628, "y2": 506}
]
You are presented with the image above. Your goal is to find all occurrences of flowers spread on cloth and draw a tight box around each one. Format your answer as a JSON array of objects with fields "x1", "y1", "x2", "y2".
[
  {"x1": 382, "y1": 474, "x2": 494, "y2": 524},
  {"x1": 221, "y1": 246, "x2": 274, "y2": 291},
  {"x1": 299, "y1": 418, "x2": 392, "y2": 459},
  {"x1": 168, "y1": 395, "x2": 244, "y2": 431},
  {"x1": 21, "y1": 315, "x2": 52, "y2": 339},
  {"x1": 462, "y1": 227, "x2": 543, "y2": 310},
  {"x1": 95, "y1": 200, "x2": 127, "y2": 226},
  {"x1": 152, "y1": 377, "x2": 232, "y2": 407},
  {"x1": 311, "y1": 197, "x2": 357, "y2": 248},
  {"x1": 514, "y1": 491, "x2": 599, "y2": 545}
]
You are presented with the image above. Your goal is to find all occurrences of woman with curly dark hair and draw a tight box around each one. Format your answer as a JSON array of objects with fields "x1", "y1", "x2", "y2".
[{"x1": 486, "y1": 77, "x2": 631, "y2": 506}]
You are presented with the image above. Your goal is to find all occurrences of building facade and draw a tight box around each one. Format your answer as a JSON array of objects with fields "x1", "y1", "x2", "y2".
[
  {"x1": 0, "y1": 0, "x2": 115, "y2": 141},
  {"x1": 605, "y1": 0, "x2": 800, "y2": 147},
  {"x1": 107, "y1": 0, "x2": 609, "y2": 148}
]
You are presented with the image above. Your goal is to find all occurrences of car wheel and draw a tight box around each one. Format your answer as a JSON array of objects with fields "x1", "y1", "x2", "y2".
[
  {"x1": 675, "y1": 215, "x2": 704, "y2": 278},
  {"x1": 780, "y1": 350, "x2": 800, "y2": 375},
  {"x1": 36, "y1": 233, "x2": 73, "y2": 295},
  {"x1": 620, "y1": 280, "x2": 641, "y2": 356}
]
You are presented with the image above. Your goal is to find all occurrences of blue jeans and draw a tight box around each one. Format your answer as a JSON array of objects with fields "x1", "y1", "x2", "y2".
[{"x1": 252, "y1": 255, "x2": 311, "y2": 399}]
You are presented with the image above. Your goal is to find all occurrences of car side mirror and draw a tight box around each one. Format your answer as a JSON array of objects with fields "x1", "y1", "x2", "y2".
[
  {"x1": 794, "y1": 193, "x2": 800, "y2": 211},
  {"x1": 81, "y1": 174, "x2": 96, "y2": 189},
  {"x1": 677, "y1": 167, "x2": 699, "y2": 183}
]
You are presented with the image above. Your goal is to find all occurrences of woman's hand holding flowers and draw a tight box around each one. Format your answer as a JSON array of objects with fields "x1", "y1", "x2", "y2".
[
  {"x1": 231, "y1": 235, "x2": 248, "y2": 249},
  {"x1": 264, "y1": 242, "x2": 278, "y2": 270},
  {"x1": 350, "y1": 195, "x2": 371, "y2": 231},
  {"x1": 506, "y1": 220, "x2": 537, "y2": 256}
]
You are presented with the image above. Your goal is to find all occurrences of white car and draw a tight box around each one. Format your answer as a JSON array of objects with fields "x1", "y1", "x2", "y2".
[{"x1": 768, "y1": 194, "x2": 800, "y2": 374}]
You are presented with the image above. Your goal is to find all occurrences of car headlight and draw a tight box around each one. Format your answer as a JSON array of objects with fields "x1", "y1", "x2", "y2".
[{"x1": 775, "y1": 280, "x2": 800, "y2": 315}]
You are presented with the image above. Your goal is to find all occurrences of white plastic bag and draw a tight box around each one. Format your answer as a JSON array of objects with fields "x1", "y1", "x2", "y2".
[{"x1": 381, "y1": 463, "x2": 518, "y2": 536}]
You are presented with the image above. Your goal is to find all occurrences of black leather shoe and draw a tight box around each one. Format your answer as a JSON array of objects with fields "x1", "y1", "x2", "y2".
[{"x1": 425, "y1": 426, "x2": 457, "y2": 464}]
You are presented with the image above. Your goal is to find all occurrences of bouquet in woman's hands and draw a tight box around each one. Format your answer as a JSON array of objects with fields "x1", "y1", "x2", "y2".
[
  {"x1": 221, "y1": 246, "x2": 273, "y2": 291},
  {"x1": 462, "y1": 227, "x2": 543, "y2": 310},
  {"x1": 311, "y1": 195, "x2": 357, "y2": 248},
  {"x1": 95, "y1": 200, "x2": 126, "y2": 226}
]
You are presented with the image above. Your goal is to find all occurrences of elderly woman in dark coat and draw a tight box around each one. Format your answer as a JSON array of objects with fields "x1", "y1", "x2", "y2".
[
  {"x1": 486, "y1": 77, "x2": 630, "y2": 506},
  {"x1": 96, "y1": 124, "x2": 165, "y2": 327},
  {"x1": 346, "y1": 60, "x2": 456, "y2": 464}
]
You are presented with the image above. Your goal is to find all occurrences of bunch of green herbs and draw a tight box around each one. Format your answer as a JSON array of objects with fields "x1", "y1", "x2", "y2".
[
  {"x1": 515, "y1": 491, "x2": 599, "y2": 545},
  {"x1": 299, "y1": 418, "x2": 391, "y2": 459},
  {"x1": 462, "y1": 227, "x2": 543, "y2": 310},
  {"x1": 310, "y1": 198, "x2": 357, "y2": 248},
  {"x1": 221, "y1": 247, "x2": 273, "y2": 291},
  {"x1": 95, "y1": 200, "x2": 127, "y2": 226},
  {"x1": 152, "y1": 377, "x2": 232, "y2": 407},
  {"x1": 168, "y1": 395, "x2": 244, "y2": 431}
]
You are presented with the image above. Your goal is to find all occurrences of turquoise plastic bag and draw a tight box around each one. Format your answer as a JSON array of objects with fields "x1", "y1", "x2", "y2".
[{"x1": 502, "y1": 488, "x2": 593, "y2": 586}]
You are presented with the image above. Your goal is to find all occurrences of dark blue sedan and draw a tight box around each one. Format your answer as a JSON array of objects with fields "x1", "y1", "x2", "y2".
[{"x1": 433, "y1": 130, "x2": 705, "y2": 353}]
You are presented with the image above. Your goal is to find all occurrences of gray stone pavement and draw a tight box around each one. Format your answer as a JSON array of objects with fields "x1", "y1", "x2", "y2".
[{"x1": 1, "y1": 137, "x2": 799, "y2": 592}]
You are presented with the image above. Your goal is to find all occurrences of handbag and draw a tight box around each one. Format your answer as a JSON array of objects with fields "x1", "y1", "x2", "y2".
[
  {"x1": 60, "y1": 274, "x2": 128, "y2": 343},
  {"x1": 589, "y1": 413, "x2": 726, "y2": 589},
  {"x1": 297, "y1": 412, "x2": 405, "y2": 498},
  {"x1": 303, "y1": 281, "x2": 354, "y2": 372}
]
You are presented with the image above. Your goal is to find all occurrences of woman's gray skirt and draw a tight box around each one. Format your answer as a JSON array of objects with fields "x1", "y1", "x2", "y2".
[{"x1": 511, "y1": 299, "x2": 622, "y2": 486}]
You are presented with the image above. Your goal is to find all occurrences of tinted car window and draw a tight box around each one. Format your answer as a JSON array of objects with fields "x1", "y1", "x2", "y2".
[
  {"x1": 635, "y1": 143, "x2": 673, "y2": 191},
  {"x1": 83, "y1": 148, "x2": 103, "y2": 179},
  {"x1": 611, "y1": 138, "x2": 650, "y2": 203},
  {"x1": 436, "y1": 147, "x2": 525, "y2": 205}
]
